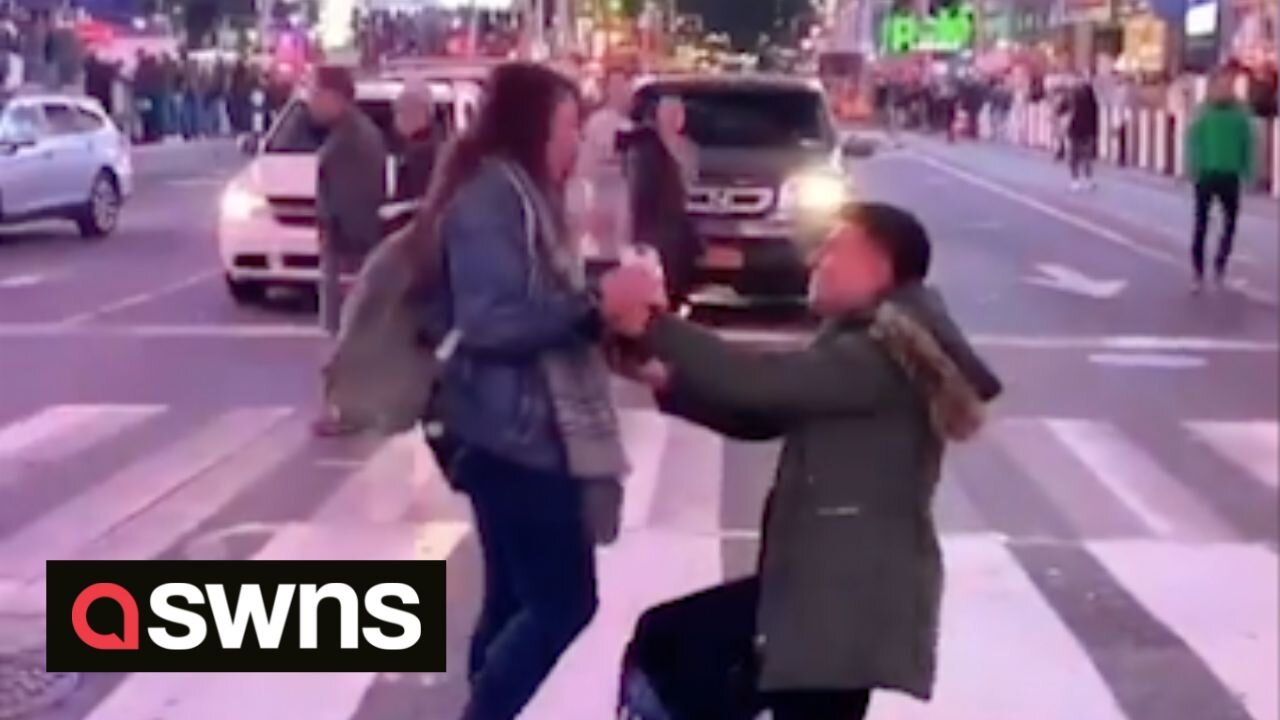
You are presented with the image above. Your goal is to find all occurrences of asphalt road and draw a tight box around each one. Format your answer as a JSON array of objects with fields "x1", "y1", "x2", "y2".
[{"x1": 0, "y1": 136, "x2": 1276, "y2": 720}]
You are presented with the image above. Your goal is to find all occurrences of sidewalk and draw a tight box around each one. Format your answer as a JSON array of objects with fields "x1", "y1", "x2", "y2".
[
  {"x1": 953, "y1": 134, "x2": 1279, "y2": 217},
  {"x1": 905, "y1": 135, "x2": 1278, "y2": 294}
]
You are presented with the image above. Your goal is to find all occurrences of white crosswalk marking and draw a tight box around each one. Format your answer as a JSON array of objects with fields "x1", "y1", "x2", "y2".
[
  {"x1": 0, "y1": 404, "x2": 163, "y2": 466},
  {"x1": 0, "y1": 407, "x2": 291, "y2": 587},
  {"x1": 1186, "y1": 420, "x2": 1279, "y2": 489},
  {"x1": 0, "y1": 418, "x2": 313, "y2": 613},
  {"x1": 86, "y1": 446, "x2": 470, "y2": 720},
  {"x1": 990, "y1": 419, "x2": 1148, "y2": 537},
  {"x1": 2, "y1": 403, "x2": 1276, "y2": 720},
  {"x1": 523, "y1": 415, "x2": 723, "y2": 720},
  {"x1": 1045, "y1": 419, "x2": 1238, "y2": 542},
  {"x1": 1090, "y1": 541, "x2": 1279, "y2": 720},
  {"x1": 873, "y1": 536, "x2": 1128, "y2": 720},
  {"x1": 619, "y1": 407, "x2": 672, "y2": 529}
]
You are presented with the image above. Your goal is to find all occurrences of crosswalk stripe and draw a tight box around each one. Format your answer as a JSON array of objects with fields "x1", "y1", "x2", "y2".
[
  {"x1": 0, "y1": 404, "x2": 164, "y2": 465},
  {"x1": 647, "y1": 416, "x2": 726, "y2": 534},
  {"x1": 88, "y1": 517, "x2": 469, "y2": 719},
  {"x1": 620, "y1": 408, "x2": 671, "y2": 530},
  {"x1": 524, "y1": 529, "x2": 724, "y2": 720},
  {"x1": 0, "y1": 407, "x2": 291, "y2": 585},
  {"x1": 933, "y1": 470, "x2": 987, "y2": 535},
  {"x1": 313, "y1": 434, "x2": 433, "y2": 524},
  {"x1": 0, "y1": 418, "x2": 313, "y2": 613},
  {"x1": 990, "y1": 419, "x2": 1150, "y2": 538},
  {"x1": 1186, "y1": 420, "x2": 1279, "y2": 490},
  {"x1": 1045, "y1": 419, "x2": 1238, "y2": 543},
  {"x1": 524, "y1": 415, "x2": 724, "y2": 720},
  {"x1": 1089, "y1": 540, "x2": 1279, "y2": 720},
  {"x1": 872, "y1": 536, "x2": 1128, "y2": 720}
]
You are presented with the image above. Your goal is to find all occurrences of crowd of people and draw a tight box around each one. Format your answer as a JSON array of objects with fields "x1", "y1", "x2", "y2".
[
  {"x1": 307, "y1": 59, "x2": 1001, "y2": 720},
  {"x1": 1, "y1": 5, "x2": 293, "y2": 145}
]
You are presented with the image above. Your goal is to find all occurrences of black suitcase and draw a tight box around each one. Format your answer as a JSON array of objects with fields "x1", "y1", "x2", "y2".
[{"x1": 618, "y1": 577, "x2": 763, "y2": 720}]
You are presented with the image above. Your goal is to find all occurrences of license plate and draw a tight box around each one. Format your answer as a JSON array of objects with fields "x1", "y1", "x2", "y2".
[{"x1": 701, "y1": 244, "x2": 744, "y2": 270}]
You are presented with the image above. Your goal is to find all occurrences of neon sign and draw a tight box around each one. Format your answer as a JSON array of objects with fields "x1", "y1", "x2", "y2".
[{"x1": 881, "y1": 3, "x2": 977, "y2": 54}]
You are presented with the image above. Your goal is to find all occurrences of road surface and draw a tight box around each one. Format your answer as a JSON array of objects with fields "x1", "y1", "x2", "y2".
[{"x1": 0, "y1": 136, "x2": 1276, "y2": 720}]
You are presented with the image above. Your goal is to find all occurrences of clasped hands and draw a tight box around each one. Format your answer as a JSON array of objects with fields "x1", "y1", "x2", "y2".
[
  {"x1": 599, "y1": 263, "x2": 667, "y2": 338},
  {"x1": 599, "y1": 263, "x2": 670, "y2": 390}
]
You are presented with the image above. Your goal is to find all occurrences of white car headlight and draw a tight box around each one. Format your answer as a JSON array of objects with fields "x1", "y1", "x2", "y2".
[
  {"x1": 779, "y1": 171, "x2": 850, "y2": 219},
  {"x1": 221, "y1": 185, "x2": 267, "y2": 221}
]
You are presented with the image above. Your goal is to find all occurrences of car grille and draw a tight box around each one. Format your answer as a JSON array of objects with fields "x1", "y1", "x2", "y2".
[
  {"x1": 687, "y1": 185, "x2": 775, "y2": 218},
  {"x1": 267, "y1": 197, "x2": 317, "y2": 228}
]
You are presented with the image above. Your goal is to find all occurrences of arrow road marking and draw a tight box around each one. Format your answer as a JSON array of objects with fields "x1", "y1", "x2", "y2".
[{"x1": 1025, "y1": 262, "x2": 1128, "y2": 299}]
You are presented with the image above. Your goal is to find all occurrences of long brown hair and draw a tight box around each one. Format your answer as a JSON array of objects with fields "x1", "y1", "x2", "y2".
[{"x1": 407, "y1": 62, "x2": 580, "y2": 279}]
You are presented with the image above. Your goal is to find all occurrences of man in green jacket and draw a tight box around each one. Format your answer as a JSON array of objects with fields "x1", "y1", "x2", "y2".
[{"x1": 1186, "y1": 71, "x2": 1255, "y2": 292}]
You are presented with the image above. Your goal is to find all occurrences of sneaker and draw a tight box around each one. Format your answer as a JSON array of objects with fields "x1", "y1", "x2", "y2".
[
  {"x1": 1191, "y1": 277, "x2": 1205, "y2": 295},
  {"x1": 1069, "y1": 180, "x2": 1083, "y2": 192}
]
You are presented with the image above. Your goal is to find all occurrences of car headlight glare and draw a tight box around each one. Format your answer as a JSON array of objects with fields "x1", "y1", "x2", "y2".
[
  {"x1": 779, "y1": 171, "x2": 849, "y2": 219},
  {"x1": 222, "y1": 185, "x2": 267, "y2": 221}
]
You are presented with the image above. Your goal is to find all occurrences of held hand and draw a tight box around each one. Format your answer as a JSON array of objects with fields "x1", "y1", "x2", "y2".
[
  {"x1": 601, "y1": 265, "x2": 666, "y2": 338},
  {"x1": 607, "y1": 347, "x2": 671, "y2": 391}
]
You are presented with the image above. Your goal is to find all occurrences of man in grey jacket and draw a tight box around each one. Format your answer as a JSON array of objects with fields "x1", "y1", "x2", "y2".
[
  {"x1": 310, "y1": 65, "x2": 387, "y2": 436},
  {"x1": 311, "y1": 65, "x2": 387, "y2": 336}
]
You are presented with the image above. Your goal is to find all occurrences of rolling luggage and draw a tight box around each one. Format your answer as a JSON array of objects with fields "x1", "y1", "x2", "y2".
[{"x1": 618, "y1": 578, "x2": 762, "y2": 720}]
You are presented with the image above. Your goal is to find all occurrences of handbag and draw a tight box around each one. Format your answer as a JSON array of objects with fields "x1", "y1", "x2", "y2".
[{"x1": 324, "y1": 222, "x2": 452, "y2": 436}]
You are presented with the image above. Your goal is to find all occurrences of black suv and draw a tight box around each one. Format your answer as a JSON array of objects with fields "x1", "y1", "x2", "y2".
[{"x1": 633, "y1": 75, "x2": 850, "y2": 304}]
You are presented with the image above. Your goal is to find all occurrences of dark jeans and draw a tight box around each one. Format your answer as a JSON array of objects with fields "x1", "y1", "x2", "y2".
[
  {"x1": 627, "y1": 576, "x2": 872, "y2": 720},
  {"x1": 1069, "y1": 136, "x2": 1096, "y2": 179},
  {"x1": 457, "y1": 448, "x2": 597, "y2": 720},
  {"x1": 1192, "y1": 173, "x2": 1242, "y2": 278}
]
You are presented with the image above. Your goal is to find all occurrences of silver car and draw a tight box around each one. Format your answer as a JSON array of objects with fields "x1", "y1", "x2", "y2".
[{"x1": 0, "y1": 93, "x2": 132, "y2": 238}]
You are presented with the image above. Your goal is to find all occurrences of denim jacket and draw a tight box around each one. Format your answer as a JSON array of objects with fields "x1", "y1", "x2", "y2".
[{"x1": 433, "y1": 160, "x2": 599, "y2": 474}]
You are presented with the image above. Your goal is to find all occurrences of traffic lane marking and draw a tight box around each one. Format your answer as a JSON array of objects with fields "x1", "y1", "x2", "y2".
[
  {"x1": 0, "y1": 322, "x2": 1275, "y2": 356},
  {"x1": 911, "y1": 151, "x2": 1278, "y2": 308},
  {"x1": 56, "y1": 270, "x2": 221, "y2": 326}
]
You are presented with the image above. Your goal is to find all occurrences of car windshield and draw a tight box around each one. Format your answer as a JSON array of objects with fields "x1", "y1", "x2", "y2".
[
  {"x1": 638, "y1": 86, "x2": 832, "y2": 150},
  {"x1": 264, "y1": 99, "x2": 399, "y2": 154},
  {"x1": 0, "y1": 102, "x2": 42, "y2": 143}
]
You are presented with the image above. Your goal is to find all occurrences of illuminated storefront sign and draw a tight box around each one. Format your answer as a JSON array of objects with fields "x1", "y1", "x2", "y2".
[{"x1": 881, "y1": 3, "x2": 977, "y2": 54}]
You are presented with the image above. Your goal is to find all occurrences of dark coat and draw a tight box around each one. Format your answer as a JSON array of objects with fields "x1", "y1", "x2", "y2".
[
  {"x1": 317, "y1": 108, "x2": 388, "y2": 259},
  {"x1": 648, "y1": 284, "x2": 1002, "y2": 699},
  {"x1": 1068, "y1": 85, "x2": 1100, "y2": 141},
  {"x1": 625, "y1": 126, "x2": 701, "y2": 300},
  {"x1": 394, "y1": 128, "x2": 440, "y2": 202}
]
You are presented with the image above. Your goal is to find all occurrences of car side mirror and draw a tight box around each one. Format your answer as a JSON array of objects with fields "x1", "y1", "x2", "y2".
[{"x1": 238, "y1": 133, "x2": 261, "y2": 156}]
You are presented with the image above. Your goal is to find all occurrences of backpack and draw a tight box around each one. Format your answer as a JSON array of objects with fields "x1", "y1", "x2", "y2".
[{"x1": 323, "y1": 218, "x2": 453, "y2": 436}]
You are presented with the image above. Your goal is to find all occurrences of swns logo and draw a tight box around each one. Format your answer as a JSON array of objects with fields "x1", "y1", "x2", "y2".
[{"x1": 46, "y1": 561, "x2": 445, "y2": 672}]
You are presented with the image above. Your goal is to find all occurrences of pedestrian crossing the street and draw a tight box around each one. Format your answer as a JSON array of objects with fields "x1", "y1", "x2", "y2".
[{"x1": 0, "y1": 402, "x2": 1275, "y2": 720}]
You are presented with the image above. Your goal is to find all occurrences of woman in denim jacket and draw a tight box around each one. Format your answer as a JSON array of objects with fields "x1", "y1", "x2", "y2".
[{"x1": 416, "y1": 63, "x2": 626, "y2": 720}]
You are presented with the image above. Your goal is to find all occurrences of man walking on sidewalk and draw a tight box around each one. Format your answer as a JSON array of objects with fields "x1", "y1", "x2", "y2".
[{"x1": 1187, "y1": 71, "x2": 1255, "y2": 293}]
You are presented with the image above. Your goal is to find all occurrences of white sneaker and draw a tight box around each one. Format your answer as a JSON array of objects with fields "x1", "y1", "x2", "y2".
[
  {"x1": 1191, "y1": 277, "x2": 1205, "y2": 295},
  {"x1": 1069, "y1": 180, "x2": 1083, "y2": 192}
]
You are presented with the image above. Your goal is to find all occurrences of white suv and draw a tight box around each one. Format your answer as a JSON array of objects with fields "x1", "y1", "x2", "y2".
[
  {"x1": 0, "y1": 93, "x2": 132, "y2": 238},
  {"x1": 217, "y1": 77, "x2": 480, "y2": 303}
]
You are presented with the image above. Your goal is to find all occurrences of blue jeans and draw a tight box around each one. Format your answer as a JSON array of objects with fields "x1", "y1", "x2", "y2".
[{"x1": 456, "y1": 448, "x2": 597, "y2": 720}]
